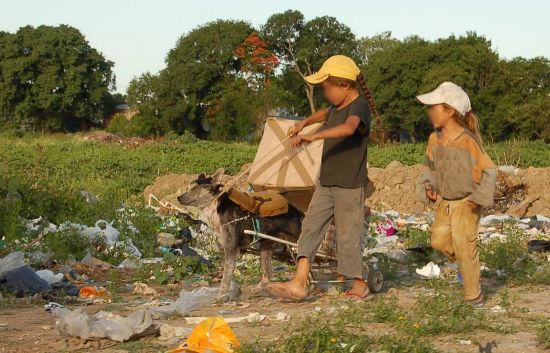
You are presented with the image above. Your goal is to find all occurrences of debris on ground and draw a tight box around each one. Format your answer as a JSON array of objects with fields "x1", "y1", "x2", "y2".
[
  {"x1": 166, "y1": 317, "x2": 239, "y2": 353},
  {"x1": 133, "y1": 282, "x2": 158, "y2": 296},
  {"x1": 416, "y1": 261, "x2": 441, "y2": 278},
  {"x1": 79, "y1": 286, "x2": 108, "y2": 298},
  {"x1": 152, "y1": 286, "x2": 219, "y2": 318},
  {"x1": 51, "y1": 307, "x2": 158, "y2": 342}
]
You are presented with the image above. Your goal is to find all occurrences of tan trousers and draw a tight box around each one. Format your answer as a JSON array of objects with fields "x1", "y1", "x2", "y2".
[
  {"x1": 297, "y1": 182, "x2": 365, "y2": 279},
  {"x1": 431, "y1": 198, "x2": 482, "y2": 300}
]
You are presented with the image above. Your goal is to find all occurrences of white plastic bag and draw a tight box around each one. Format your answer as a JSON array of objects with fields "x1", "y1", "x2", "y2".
[
  {"x1": 52, "y1": 307, "x2": 155, "y2": 342},
  {"x1": 0, "y1": 251, "x2": 25, "y2": 278},
  {"x1": 152, "y1": 286, "x2": 218, "y2": 318},
  {"x1": 35, "y1": 270, "x2": 64, "y2": 285}
]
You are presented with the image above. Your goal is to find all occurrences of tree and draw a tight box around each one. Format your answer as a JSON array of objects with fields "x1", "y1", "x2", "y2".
[
  {"x1": 364, "y1": 32, "x2": 502, "y2": 141},
  {"x1": 160, "y1": 20, "x2": 253, "y2": 136},
  {"x1": 262, "y1": 10, "x2": 359, "y2": 114},
  {"x1": 235, "y1": 32, "x2": 278, "y2": 90},
  {"x1": 358, "y1": 31, "x2": 399, "y2": 64},
  {"x1": 126, "y1": 72, "x2": 168, "y2": 136},
  {"x1": 0, "y1": 25, "x2": 115, "y2": 131}
]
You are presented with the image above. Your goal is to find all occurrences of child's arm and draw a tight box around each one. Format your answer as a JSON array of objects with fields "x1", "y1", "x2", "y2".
[
  {"x1": 291, "y1": 115, "x2": 360, "y2": 147},
  {"x1": 467, "y1": 146, "x2": 496, "y2": 207},
  {"x1": 288, "y1": 108, "x2": 330, "y2": 136},
  {"x1": 416, "y1": 135, "x2": 437, "y2": 204}
]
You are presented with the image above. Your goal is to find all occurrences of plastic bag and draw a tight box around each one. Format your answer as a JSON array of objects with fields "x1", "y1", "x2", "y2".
[
  {"x1": 52, "y1": 307, "x2": 156, "y2": 342},
  {"x1": 167, "y1": 317, "x2": 239, "y2": 353},
  {"x1": 0, "y1": 251, "x2": 25, "y2": 278},
  {"x1": 0, "y1": 265, "x2": 50, "y2": 296},
  {"x1": 79, "y1": 286, "x2": 108, "y2": 298},
  {"x1": 35, "y1": 270, "x2": 64, "y2": 285},
  {"x1": 153, "y1": 286, "x2": 218, "y2": 318}
]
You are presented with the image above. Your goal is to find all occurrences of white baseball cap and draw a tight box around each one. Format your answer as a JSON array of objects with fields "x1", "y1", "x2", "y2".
[{"x1": 417, "y1": 81, "x2": 471, "y2": 116}]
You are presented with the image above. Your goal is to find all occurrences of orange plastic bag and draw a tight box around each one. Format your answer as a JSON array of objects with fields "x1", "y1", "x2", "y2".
[
  {"x1": 167, "y1": 317, "x2": 239, "y2": 353},
  {"x1": 79, "y1": 286, "x2": 108, "y2": 298}
]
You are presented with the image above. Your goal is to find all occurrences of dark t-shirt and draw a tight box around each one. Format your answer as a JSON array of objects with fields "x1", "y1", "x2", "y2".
[{"x1": 319, "y1": 95, "x2": 371, "y2": 188}]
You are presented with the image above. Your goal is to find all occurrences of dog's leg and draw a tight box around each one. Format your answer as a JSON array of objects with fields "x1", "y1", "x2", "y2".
[
  {"x1": 253, "y1": 241, "x2": 273, "y2": 294},
  {"x1": 220, "y1": 228, "x2": 238, "y2": 298}
]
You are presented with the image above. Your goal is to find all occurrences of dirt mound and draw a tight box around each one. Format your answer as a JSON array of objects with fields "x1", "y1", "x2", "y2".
[
  {"x1": 367, "y1": 163, "x2": 550, "y2": 217},
  {"x1": 143, "y1": 169, "x2": 251, "y2": 213}
]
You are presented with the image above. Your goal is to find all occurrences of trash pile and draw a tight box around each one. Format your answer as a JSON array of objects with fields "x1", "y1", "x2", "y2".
[{"x1": 363, "y1": 208, "x2": 550, "y2": 279}]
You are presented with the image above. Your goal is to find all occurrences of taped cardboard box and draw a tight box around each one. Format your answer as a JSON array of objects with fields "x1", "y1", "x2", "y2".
[{"x1": 247, "y1": 118, "x2": 324, "y2": 212}]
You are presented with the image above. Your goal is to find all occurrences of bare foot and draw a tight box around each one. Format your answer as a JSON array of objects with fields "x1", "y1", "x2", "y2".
[{"x1": 266, "y1": 281, "x2": 308, "y2": 300}]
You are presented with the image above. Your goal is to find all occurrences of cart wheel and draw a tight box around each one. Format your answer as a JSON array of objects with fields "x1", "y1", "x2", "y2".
[{"x1": 367, "y1": 270, "x2": 384, "y2": 293}]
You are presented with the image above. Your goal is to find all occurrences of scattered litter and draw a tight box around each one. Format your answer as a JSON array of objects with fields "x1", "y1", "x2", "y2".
[
  {"x1": 44, "y1": 302, "x2": 64, "y2": 312},
  {"x1": 152, "y1": 286, "x2": 218, "y2": 318},
  {"x1": 117, "y1": 258, "x2": 138, "y2": 269},
  {"x1": 415, "y1": 262, "x2": 441, "y2": 278},
  {"x1": 480, "y1": 215, "x2": 512, "y2": 226},
  {"x1": 387, "y1": 249, "x2": 409, "y2": 263},
  {"x1": 157, "y1": 232, "x2": 178, "y2": 247},
  {"x1": 490, "y1": 305, "x2": 506, "y2": 313},
  {"x1": 51, "y1": 307, "x2": 158, "y2": 342},
  {"x1": 185, "y1": 312, "x2": 266, "y2": 325},
  {"x1": 528, "y1": 240, "x2": 550, "y2": 253},
  {"x1": 376, "y1": 218, "x2": 397, "y2": 236},
  {"x1": 79, "y1": 286, "x2": 108, "y2": 298},
  {"x1": 133, "y1": 282, "x2": 158, "y2": 296},
  {"x1": 167, "y1": 317, "x2": 239, "y2": 353},
  {"x1": 159, "y1": 323, "x2": 192, "y2": 341},
  {"x1": 35, "y1": 270, "x2": 64, "y2": 285},
  {"x1": 458, "y1": 339, "x2": 472, "y2": 345},
  {"x1": 0, "y1": 251, "x2": 25, "y2": 278},
  {"x1": 536, "y1": 215, "x2": 550, "y2": 223},
  {"x1": 274, "y1": 312, "x2": 291, "y2": 321},
  {"x1": 497, "y1": 165, "x2": 519, "y2": 176},
  {"x1": 0, "y1": 265, "x2": 50, "y2": 297}
]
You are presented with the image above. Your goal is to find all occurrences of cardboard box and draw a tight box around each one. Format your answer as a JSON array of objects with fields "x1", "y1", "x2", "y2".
[{"x1": 247, "y1": 118, "x2": 324, "y2": 211}]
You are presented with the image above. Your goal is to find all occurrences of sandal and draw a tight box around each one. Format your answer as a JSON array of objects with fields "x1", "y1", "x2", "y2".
[
  {"x1": 343, "y1": 288, "x2": 374, "y2": 301},
  {"x1": 266, "y1": 282, "x2": 308, "y2": 301},
  {"x1": 466, "y1": 293, "x2": 485, "y2": 307}
]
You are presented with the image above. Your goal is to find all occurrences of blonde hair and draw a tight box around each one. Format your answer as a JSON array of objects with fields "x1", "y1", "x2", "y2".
[{"x1": 443, "y1": 103, "x2": 483, "y2": 146}]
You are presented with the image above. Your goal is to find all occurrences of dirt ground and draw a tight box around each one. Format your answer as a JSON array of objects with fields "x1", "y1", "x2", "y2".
[{"x1": 0, "y1": 278, "x2": 548, "y2": 353}]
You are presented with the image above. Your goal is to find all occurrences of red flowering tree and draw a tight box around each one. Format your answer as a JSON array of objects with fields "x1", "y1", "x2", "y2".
[{"x1": 235, "y1": 32, "x2": 279, "y2": 90}]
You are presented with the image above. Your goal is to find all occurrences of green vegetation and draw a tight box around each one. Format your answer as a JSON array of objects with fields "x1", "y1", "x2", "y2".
[
  {"x1": 0, "y1": 135, "x2": 547, "y2": 244},
  {"x1": 1, "y1": 13, "x2": 548, "y2": 142}
]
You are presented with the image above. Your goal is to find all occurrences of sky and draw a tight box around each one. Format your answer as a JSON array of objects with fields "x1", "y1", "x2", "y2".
[{"x1": 2, "y1": 0, "x2": 548, "y2": 93}]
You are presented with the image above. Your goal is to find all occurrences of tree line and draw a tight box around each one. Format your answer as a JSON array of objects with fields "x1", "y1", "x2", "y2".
[{"x1": 0, "y1": 10, "x2": 548, "y2": 142}]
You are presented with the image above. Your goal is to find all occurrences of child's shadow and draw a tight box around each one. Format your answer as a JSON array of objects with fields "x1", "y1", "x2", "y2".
[{"x1": 479, "y1": 341, "x2": 497, "y2": 353}]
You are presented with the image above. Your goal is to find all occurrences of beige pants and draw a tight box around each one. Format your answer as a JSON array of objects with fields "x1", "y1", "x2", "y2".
[
  {"x1": 297, "y1": 182, "x2": 365, "y2": 279},
  {"x1": 431, "y1": 198, "x2": 482, "y2": 300}
]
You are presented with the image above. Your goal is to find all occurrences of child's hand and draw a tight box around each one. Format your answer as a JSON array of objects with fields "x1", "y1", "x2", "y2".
[
  {"x1": 291, "y1": 134, "x2": 314, "y2": 148},
  {"x1": 426, "y1": 185, "x2": 438, "y2": 202},
  {"x1": 288, "y1": 122, "x2": 305, "y2": 137}
]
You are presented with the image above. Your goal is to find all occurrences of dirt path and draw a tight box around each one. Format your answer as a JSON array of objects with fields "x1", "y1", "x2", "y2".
[{"x1": 1, "y1": 282, "x2": 548, "y2": 353}]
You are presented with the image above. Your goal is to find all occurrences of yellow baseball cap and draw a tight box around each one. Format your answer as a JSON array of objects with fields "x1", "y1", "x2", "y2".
[{"x1": 304, "y1": 55, "x2": 361, "y2": 84}]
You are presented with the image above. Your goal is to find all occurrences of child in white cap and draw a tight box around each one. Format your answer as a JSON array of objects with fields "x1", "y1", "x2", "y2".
[{"x1": 416, "y1": 81, "x2": 496, "y2": 305}]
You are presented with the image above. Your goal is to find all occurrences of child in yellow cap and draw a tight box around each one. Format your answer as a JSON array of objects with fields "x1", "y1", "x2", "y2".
[
  {"x1": 267, "y1": 55, "x2": 378, "y2": 300},
  {"x1": 416, "y1": 82, "x2": 496, "y2": 306}
]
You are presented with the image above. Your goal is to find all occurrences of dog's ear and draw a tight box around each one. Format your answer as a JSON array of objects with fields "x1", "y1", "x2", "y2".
[
  {"x1": 196, "y1": 174, "x2": 213, "y2": 185},
  {"x1": 211, "y1": 168, "x2": 225, "y2": 184}
]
